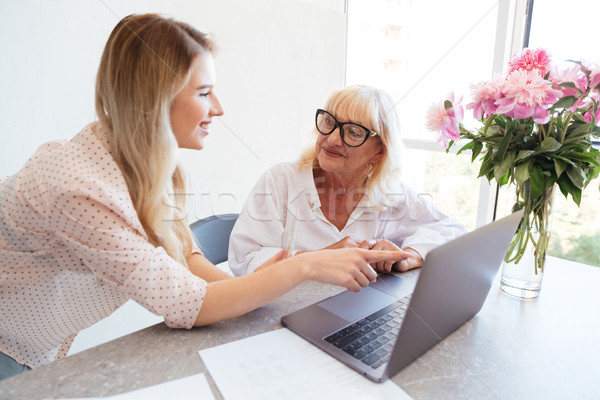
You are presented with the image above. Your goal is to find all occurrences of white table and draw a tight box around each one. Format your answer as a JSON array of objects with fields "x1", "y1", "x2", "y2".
[{"x1": 0, "y1": 256, "x2": 598, "y2": 399}]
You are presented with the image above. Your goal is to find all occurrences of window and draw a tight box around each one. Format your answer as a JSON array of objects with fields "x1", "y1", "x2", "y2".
[
  {"x1": 347, "y1": 0, "x2": 599, "y2": 266},
  {"x1": 346, "y1": 0, "x2": 500, "y2": 230}
]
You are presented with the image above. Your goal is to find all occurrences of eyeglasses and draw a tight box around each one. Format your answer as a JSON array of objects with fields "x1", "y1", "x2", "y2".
[{"x1": 315, "y1": 109, "x2": 379, "y2": 147}]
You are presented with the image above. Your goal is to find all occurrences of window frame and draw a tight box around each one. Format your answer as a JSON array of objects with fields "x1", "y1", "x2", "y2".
[{"x1": 345, "y1": 0, "x2": 533, "y2": 228}]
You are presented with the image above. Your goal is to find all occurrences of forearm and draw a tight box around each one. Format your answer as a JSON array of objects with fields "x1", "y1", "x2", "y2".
[
  {"x1": 193, "y1": 248, "x2": 407, "y2": 325},
  {"x1": 230, "y1": 246, "x2": 284, "y2": 275},
  {"x1": 188, "y1": 253, "x2": 233, "y2": 282},
  {"x1": 194, "y1": 257, "x2": 307, "y2": 326}
]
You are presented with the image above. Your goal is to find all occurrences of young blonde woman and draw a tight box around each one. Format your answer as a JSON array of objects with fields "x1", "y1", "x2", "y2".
[
  {"x1": 0, "y1": 14, "x2": 407, "y2": 380},
  {"x1": 229, "y1": 85, "x2": 467, "y2": 275}
]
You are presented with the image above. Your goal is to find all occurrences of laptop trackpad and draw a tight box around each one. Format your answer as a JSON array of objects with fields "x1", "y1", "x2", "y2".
[{"x1": 317, "y1": 287, "x2": 397, "y2": 322}]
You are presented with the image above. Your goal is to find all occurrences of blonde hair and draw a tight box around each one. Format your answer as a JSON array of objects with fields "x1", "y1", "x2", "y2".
[
  {"x1": 95, "y1": 14, "x2": 214, "y2": 267},
  {"x1": 298, "y1": 85, "x2": 403, "y2": 202}
]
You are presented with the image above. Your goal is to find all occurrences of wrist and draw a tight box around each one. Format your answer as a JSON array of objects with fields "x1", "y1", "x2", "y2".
[{"x1": 291, "y1": 252, "x2": 313, "y2": 281}]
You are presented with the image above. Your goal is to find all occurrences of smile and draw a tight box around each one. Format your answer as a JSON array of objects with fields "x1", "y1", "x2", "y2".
[
  {"x1": 199, "y1": 121, "x2": 211, "y2": 133},
  {"x1": 322, "y1": 147, "x2": 345, "y2": 158}
]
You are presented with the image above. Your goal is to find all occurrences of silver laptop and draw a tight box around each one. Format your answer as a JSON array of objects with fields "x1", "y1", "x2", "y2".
[{"x1": 281, "y1": 210, "x2": 523, "y2": 383}]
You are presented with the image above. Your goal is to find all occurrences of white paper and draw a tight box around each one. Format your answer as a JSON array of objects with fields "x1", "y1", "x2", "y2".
[
  {"x1": 199, "y1": 329, "x2": 413, "y2": 400},
  {"x1": 52, "y1": 372, "x2": 214, "y2": 400}
]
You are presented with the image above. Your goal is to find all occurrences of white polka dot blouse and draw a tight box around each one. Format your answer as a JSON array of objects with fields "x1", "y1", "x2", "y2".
[{"x1": 0, "y1": 122, "x2": 207, "y2": 368}]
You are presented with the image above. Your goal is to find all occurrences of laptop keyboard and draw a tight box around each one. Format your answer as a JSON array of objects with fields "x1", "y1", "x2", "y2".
[{"x1": 324, "y1": 294, "x2": 411, "y2": 369}]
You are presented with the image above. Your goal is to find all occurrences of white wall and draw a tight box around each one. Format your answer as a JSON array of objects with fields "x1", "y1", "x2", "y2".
[{"x1": 0, "y1": 0, "x2": 347, "y2": 355}]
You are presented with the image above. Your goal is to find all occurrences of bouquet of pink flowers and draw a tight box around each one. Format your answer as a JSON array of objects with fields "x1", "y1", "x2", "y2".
[{"x1": 426, "y1": 48, "x2": 600, "y2": 271}]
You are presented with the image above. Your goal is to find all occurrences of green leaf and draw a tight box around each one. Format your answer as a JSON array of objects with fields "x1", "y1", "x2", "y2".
[
  {"x1": 515, "y1": 150, "x2": 535, "y2": 161},
  {"x1": 572, "y1": 187, "x2": 582, "y2": 206},
  {"x1": 558, "y1": 174, "x2": 582, "y2": 206},
  {"x1": 565, "y1": 122, "x2": 593, "y2": 140},
  {"x1": 566, "y1": 152, "x2": 600, "y2": 165},
  {"x1": 566, "y1": 165, "x2": 586, "y2": 189},
  {"x1": 494, "y1": 127, "x2": 513, "y2": 162},
  {"x1": 591, "y1": 165, "x2": 600, "y2": 181},
  {"x1": 498, "y1": 170, "x2": 510, "y2": 186},
  {"x1": 536, "y1": 137, "x2": 562, "y2": 153},
  {"x1": 459, "y1": 126, "x2": 473, "y2": 135},
  {"x1": 555, "y1": 156, "x2": 578, "y2": 167},
  {"x1": 472, "y1": 141, "x2": 483, "y2": 162},
  {"x1": 456, "y1": 141, "x2": 473, "y2": 156},
  {"x1": 444, "y1": 100, "x2": 453, "y2": 110},
  {"x1": 485, "y1": 125, "x2": 503, "y2": 137},
  {"x1": 557, "y1": 82, "x2": 577, "y2": 89},
  {"x1": 553, "y1": 158, "x2": 568, "y2": 178},
  {"x1": 515, "y1": 160, "x2": 532, "y2": 187},
  {"x1": 494, "y1": 150, "x2": 516, "y2": 182},
  {"x1": 557, "y1": 175, "x2": 570, "y2": 198},
  {"x1": 529, "y1": 163, "x2": 545, "y2": 199},
  {"x1": 478, "y1": 162, "x2": 494, "y2": 180},
  {"x1": 564, "y1": 130, "x2": 594, "y2": 144},
  {"x1": 552, "y1": 95, "x2": 577, "y2": 110},
  {"x1": 478, "y1": 151, "x2": 495, "y2": 179}
]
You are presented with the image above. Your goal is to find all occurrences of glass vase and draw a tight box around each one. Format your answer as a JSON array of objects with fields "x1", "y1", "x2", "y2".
[{"x1": 500, "y1": 184, "x2": 554, "y2": 299}]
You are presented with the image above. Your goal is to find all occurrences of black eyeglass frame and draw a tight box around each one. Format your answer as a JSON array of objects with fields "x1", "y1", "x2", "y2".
[{"x1": 315, "y1": 109, "x2": 379, "y2": 147}]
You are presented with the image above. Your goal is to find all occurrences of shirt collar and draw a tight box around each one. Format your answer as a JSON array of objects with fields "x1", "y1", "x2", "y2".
[{"x1": 300, "y1": 166, "x2": 321, "y2": 211}]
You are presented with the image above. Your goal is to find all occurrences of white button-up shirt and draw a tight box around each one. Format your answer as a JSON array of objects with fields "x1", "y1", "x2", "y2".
[{"x1": 229, "y1": 162, "x2": 467, "y2": 275}]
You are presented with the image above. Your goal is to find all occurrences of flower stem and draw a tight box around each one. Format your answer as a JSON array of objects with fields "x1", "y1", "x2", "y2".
[
  {"x1": 504, "y1": 184, "x2": 554, "y2": 274},
  {"x1": 560, "y1": 111, "x2": 574, "y2": 143}
]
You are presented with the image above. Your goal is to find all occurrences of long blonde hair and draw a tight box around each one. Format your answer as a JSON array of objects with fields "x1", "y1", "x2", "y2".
[
  {"x1": 299, "y1": 85, "x2": 403, "y2": 203},
  {"x1": 95, "y1": 14, "x2": 214, "y2": 267}
]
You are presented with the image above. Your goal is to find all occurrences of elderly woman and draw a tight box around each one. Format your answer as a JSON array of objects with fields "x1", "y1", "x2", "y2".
[{"x1": 229, "y1": 85, "x2": 467, "y2": 276}]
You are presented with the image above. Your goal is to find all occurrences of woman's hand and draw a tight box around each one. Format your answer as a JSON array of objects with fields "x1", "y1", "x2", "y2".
[
  {"x1": 394, "y1": 247, "x2": 423, "y2": 272},
  {"x1": 297, "y1": 248, "x2": 409, "y2": 292},
  {"x1": 360, "y1": 240, "x2": 422, "y2": 273},
  {"x1": 363, "y1": 239, "x2": 401, "y2": 273},
  {"x1": 193, "y1": 247, "x2": 409, "y2": 326}
]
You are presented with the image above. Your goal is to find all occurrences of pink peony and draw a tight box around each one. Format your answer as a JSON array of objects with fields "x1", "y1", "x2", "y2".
[
  {"x1": 583, "y1": 91, "x2": 600, "y2": 123},
  {"x1": 549, "y1": 65, "x2": 588, "y2": 95},
  {"x1": 584, "y1": 108, "x2": 600, "y2": 124},
  {"x1": 494, "y1": 69, "x2": 563, "y2": 124},
  {"x1": 466, "y1": 75, "x2": 504, "y2": 119},
  {"x1": 507, "y1": 48, "x2": 552, "y2": 76},
  {"x1": 425, "y1": 92, "x2": 464, "y2": 148},
  {"x1": 549, "y1": 65, "x2": 588, "y2": 111},
  {"x1": 589, "y1": 64, "x2": 600, "y2": 89}
]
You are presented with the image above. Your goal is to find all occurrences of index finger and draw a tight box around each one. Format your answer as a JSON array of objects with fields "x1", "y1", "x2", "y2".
[{"x1": 359, "y1": 249, "x2": 410, "y2": 263}]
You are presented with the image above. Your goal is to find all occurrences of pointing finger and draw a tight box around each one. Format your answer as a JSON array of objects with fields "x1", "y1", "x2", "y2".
[{"x1": 360, "y1": 249, "x2": 410, "y2": 263}]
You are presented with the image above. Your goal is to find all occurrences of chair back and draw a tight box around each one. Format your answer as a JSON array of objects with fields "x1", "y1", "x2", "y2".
[{"x1": 190, "y1": 213, "x2": 239, "y2": 264}]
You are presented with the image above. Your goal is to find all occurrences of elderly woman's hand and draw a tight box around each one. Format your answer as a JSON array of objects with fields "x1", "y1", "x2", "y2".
[
  {"x1": 363, "y1": 240, "x2": 422, "y2": 273},
  {"x1": 393, "y1": 247, "x2": 423, "y2": 272}
]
